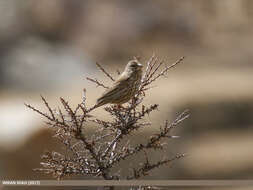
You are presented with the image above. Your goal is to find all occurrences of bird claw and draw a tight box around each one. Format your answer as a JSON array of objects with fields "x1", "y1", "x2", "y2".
[{"x1": 113, "y1": 104, "x2": 124, "y2": 109}]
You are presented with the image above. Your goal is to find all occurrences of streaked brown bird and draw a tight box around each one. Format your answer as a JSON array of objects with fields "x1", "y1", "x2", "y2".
[{"x1": 94, "y1": 59, "x2": 143, "y2": 109}]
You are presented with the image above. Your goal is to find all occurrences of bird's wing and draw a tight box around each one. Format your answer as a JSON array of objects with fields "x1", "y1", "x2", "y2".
[{"x1": 96, "y1": 73, "x2": 130, "y2": 104}]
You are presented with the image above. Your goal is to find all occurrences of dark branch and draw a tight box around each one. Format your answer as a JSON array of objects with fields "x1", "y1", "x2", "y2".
[
  {"x1": 96, "y1": 62, "x2": 115, "y2": 81},
  {"x1": 86, "y1": 77, "x2": 109, "y2": 89}
]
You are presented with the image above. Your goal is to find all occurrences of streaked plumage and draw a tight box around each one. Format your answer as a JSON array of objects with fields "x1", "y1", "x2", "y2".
[{"x1": 94, "y1": 60, "x2": 143, "y2": 108}]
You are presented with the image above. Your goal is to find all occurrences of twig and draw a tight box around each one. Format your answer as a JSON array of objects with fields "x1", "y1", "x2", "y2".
[
  {"x1": 25, "y1": 103, "x2": 53, "y2": 121},
  {"x1": 127, "y1": 153, "x2": 185, "y2": 179},
  {"x1": 148, "y1": 56, "x2": 185, "y2": 84},
  {"x1": 40, "y1": 95, "x2": 56, "y2": 120},
  {"x1": 96, "y1": 62, "x2": 115, "y2": 81},
  {"x1": 86, "y1": 77, "x2": 109, "y2": 89}
]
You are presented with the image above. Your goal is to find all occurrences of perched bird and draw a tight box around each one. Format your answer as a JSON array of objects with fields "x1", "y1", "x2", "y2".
[{"x1": 93, "y1": 59, "x2": 143, "y2": 109}]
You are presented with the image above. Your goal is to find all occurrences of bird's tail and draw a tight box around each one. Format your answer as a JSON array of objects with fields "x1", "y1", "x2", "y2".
[
  {"x1": 87, "y1": 104, "x2": 98, "y2": 112},
  {"x1": 87, "y1": 102, "x2": 104, "y2": 112}
]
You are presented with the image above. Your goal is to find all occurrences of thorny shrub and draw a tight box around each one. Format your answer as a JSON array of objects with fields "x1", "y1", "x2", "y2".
[{"x1": 25, "y1": 55, "x2": 189, "y2": 188}]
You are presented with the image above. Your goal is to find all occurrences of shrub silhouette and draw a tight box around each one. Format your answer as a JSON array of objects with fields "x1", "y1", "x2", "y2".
[{"x1": 25, "y1": 55, "x2": 188, "y2": 189}]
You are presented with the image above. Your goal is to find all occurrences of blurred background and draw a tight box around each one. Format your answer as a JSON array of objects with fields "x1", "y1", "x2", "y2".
[{"x1": 0, "y1": 0, "x2": 253, "y2": 189}]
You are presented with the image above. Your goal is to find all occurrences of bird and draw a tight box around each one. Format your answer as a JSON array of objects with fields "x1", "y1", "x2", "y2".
[{"x1": 93, "y1": 59, "x2": 143, "y2": 109}]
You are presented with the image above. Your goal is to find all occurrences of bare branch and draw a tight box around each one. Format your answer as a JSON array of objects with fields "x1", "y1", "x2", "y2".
[
  {"x1": 60, "y1": 97, "x2": 79, "y2": 130},
  {"x1": 25, "y1": 103, "x2": 53, "y2": 121},
  {"x1": 147, "y1": 59, "x2": 164, "y2": 81},
  {"x1": 96, "y1": 62, "x2": 115, "y2": 81},
  {"x1": 127, "y1": 153, "x2": 185, "y2": 179},
  {"x1": 28, "y1": 55, "x2": 187, "y2": 182},
  {"x1": 86, "y1": 77, "x2": 109, "y2": 89},
  {"x1": 40, "y1": 95, "x2": 56, "y2": 120},
  {"x1": 148, "y1": 56, "x2": 185, "y2": 84}
]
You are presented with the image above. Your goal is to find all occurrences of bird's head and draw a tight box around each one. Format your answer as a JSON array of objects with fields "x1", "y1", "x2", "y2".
[{"x1": 126, "y1": 60, "x2": 143, "y2": 72}]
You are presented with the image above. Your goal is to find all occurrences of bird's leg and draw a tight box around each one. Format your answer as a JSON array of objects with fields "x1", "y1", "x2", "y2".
[
  {"x1": 131, "y1": 97, "x2": 139, "y2": 106},
  {"x1": 131, "y1": 98, "x2": 134, "y2": 104},
  {"x1": 118, "y1": 104, "x2": 125, "y2": 109},
  {"x1": 113, "y1": 104, "x2": 124, "y2": 109}
]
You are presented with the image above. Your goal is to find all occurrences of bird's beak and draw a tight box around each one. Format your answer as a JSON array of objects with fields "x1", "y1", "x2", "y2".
[{"x1": 137, "y1": 63, "x2": 143, "y2": 67}]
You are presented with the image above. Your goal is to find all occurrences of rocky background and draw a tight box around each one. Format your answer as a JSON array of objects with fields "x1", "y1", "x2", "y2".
[{"x1": 0, "y1": 0, "x2": 253, "y2": 190}]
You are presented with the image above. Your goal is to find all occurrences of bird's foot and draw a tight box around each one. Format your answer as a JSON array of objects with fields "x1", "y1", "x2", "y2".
[{"x1": 112, "y1": 104, "x2": 125, "y2": 110}]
